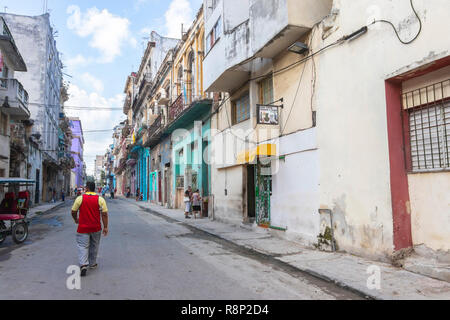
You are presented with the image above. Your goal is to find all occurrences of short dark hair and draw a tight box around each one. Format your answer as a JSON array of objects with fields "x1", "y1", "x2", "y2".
[{"x1": 86, "y1": 181, "x2": 96, "y2": 192}]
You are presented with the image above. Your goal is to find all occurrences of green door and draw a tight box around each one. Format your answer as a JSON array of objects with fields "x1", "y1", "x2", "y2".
[{"x1": 255, "y1": 161, "x2": 272, "y2": 227}]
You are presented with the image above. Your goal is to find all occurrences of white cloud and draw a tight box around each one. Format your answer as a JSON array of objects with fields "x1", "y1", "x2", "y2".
[
  {"x1": 67, "y1": 6, "x2": 135, "y2": 63},
  {"x1": 164, "y1": 0, "x2": 193, "y2": 38},
  {"x1": 64, "y1": 54, "x2": 91, "y2": 70},
  {"x1": 140, "y1": 27, "x2": 153, "y2": 36},
  {"x1": 80, "y1": 73, "x2": 104, "y2": 93},
  {"x1": 134, "y1": 0, "x2": 149, "y2": 11},
  {"x1": 66, "y1": 84, "x2": 126, "y2": 174}
]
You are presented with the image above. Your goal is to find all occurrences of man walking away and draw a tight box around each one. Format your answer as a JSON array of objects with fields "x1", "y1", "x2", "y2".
[{"x1": 71, "y1": 181, "x2": 109, "y2": 277}]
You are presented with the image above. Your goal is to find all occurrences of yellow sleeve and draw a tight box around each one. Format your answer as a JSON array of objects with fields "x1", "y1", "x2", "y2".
[
  {"x1": 98, "y1": 197, "x2": 108, "y2": 213},
  {"x1": 71, "y1": 196, "x2": 83, "y2": 212}
]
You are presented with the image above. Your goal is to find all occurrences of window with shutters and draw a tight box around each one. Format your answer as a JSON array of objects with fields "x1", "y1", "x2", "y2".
[
  {"x1": 259, "y1": 76, "x2": 274, "y2": 105},
  {"x1": 232, "y1": 92, "x2": 250, "y2": 125},
  {"x1": 403, "y1": 79, "x2": 450, "y2": 172}
]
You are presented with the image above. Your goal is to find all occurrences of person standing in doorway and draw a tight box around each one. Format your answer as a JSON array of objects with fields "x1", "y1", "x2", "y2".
[
  {"x1": 184, "y1": 189, "x2": 191, "y2": 219},
  {"x1": 71, "y1": 181, "x2": 109, "y2": 277},
  {"x1": 192, "y1": 190, "x2": 202, "y2": 219}
]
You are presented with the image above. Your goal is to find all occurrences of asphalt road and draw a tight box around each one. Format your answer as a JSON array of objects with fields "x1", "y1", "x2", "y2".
[{"x1": 0, "y1": 199, "x2": 362, "y2": 300}]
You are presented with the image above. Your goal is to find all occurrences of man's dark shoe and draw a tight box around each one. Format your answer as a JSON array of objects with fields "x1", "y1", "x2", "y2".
[
  {"x1": 80, "y1": 265, "x2": 88, "y2": 277},
  {"x1": 89, "y1": 264, "x2": 98, "y2": 270}
]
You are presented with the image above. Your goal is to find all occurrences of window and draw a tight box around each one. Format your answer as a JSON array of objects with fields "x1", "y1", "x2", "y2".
[
  {"x1": 233, "y1": 92, "x2": 250, "y2": 124},
  {"x1": 260, "y1": 76, "x2": 274, "y2": 105},
  {"x1": 206, "y1": 16, "x2": 222, "y2": 53},
  {"x1": 214, "y1": 16, "x2": 222, "y2": 39},
  {"x1": 177, "y1": 65, "x2": 183, "y2": 96},
  {"x1": 0, "y1": 112, "x2": 8, "y2": 136},
  {"x1": 403, "y1": 79, "x2": 450, "y2": 172},
  {"x1": 1, "y1": 65, "x2": 8, "y2": 88},
  {"x1": 188, "y1": 51, "x2": 195, "y2": 101}
]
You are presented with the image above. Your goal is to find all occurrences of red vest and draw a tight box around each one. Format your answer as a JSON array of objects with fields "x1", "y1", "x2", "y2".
[{"x1": 78, "y1": 194, "x2": 102, "y2": 234}]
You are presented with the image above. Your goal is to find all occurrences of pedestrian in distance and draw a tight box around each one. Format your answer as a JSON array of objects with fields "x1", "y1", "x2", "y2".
[
  {"x1": 110, "y1": 185, "x2": 115, "y2": 200},
  {"x1": 186, "y1": 186, "x2": 193, "y2": 216},
  {"x1": 136, "y1": 188, "x2": 140, "y2": 202},
  {"x1": 71, "y1": 181, "x2": 109, "y2": 277},
  {"x1": 184, "y1": 189, "x2": 191, "y2": 219},
  {"x1": 61, "y1": 190, "x2": 65, "y2": 202},
  {"x1": 192, "y1": 189, "x2": 202, "y2": 219}
]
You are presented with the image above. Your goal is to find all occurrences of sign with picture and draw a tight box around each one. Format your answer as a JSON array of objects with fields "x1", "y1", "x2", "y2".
[{"x1": 257, "y1": 105, "x2": 280, "y2": 125}]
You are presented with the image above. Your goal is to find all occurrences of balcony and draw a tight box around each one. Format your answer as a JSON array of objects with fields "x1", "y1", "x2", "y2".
[
  {"x1": 164, "y1": 93, "x2": 212, "y2": 135},
  {"x1": 144, "y1": 114, "x2": 162, "y2": 148},
  {"x1": 0, "y1": 17, "x2": 27, "y2": 71},
  {"x1": 0, "y1": 78, "x2": 31, "y2": 120},
  {"x1": 203, "y1": 0, "x2": 333, "y2": 92},
  {"x1": 123, "y1": 95, "x2": 131, "y2": 114}
]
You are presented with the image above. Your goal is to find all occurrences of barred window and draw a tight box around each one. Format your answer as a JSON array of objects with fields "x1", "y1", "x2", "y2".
[
  {"x1": 233, "y1": 92, "x2": 250, "y2": 124},
  {"x1": 403, "y1": 79, "x2": 450, "y2": 172}
]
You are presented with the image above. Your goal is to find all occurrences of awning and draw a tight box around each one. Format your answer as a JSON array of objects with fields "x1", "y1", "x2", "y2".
[
  {"x1": 237, "y1": 144, "x2": 277, "y2": 164},
  {"x1": 0, "y1": 178, "x2": 35, "y2": 186}
]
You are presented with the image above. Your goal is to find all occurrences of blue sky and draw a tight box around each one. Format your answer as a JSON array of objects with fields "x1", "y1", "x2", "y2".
[{"x1": 0, "y1": 0, "x2": 202, "y2": 174}]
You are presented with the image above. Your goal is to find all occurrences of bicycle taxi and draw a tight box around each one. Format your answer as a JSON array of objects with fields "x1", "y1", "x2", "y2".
[{"x1": 0, "y1": 178, "x2": 35, "y2": 245}]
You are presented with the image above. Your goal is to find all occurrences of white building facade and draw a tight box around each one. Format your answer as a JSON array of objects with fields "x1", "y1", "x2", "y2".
[{"x1": 204, "y1": 0, "x2": 450, "y2": 273}]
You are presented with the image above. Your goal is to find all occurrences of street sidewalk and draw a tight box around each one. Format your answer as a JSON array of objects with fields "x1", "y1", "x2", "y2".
[
  {"x1": 123, "y1": 197, "x2": 450, "y2": 300},
  {"x1": 27, "y1": 201, "x2": 67, "y2": 220}
]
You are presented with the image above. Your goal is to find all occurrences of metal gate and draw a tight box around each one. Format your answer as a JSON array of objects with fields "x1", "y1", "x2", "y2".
[{"x1": 255, "y1": 161, "x2": 271, "y2": 227}]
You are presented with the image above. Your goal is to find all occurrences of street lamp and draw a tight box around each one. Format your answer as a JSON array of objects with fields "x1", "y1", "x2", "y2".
[{"x1": 288, "y1": 41, "x2": 309, "y2": 55}]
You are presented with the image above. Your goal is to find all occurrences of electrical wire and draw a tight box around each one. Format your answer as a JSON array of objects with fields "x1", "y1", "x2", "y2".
[
  {"x1": 280, "y1": 26, "x2": 317, "y2": 136},
  {"x1": 370, "y1": 0, "x2": 422, "y2": 45},
  {"x1": 6, "y1": 101, "x2": 124, "y2": 111}
]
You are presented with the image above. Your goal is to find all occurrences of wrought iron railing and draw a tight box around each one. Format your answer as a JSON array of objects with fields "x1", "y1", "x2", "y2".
[
  {"x1": 148, "y1": 114, "x2": 162, "y2": 138},
  {"x1": 169, "y1": 94, "x2": 184, "y2": 123}
]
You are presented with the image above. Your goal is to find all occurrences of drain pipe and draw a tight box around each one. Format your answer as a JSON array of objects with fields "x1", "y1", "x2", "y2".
[{"x1": 319, "y1": 209, "x2": 337, "y2": 252}]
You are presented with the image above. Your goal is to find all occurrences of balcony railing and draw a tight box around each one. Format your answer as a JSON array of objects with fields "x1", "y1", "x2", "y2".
[
  {"x1": 169, "y1": 94, "x2": 184, "y2": 123},
  {"x1": 148, "y1": 114, "x2": 162, "y2": 138},
  {"x1": 0, "y1": 78, "x2": 29, "y2": 106},
  {"x1": 168, "y1": 93, "x2": 210, "y2": 124}
]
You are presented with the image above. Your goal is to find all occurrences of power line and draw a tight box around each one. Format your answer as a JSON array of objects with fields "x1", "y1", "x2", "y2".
[
  {"x1": 370, "y1": 0, "x2": 422, "y2": 45},
  {"x1": 14, "y1": 101, "x2": 124, "y2": 111}
]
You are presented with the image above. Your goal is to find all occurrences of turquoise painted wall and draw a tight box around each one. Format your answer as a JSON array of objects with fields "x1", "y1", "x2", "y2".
[{"x1": 172, "y1": 119, "x2": 211, "y2": 196}]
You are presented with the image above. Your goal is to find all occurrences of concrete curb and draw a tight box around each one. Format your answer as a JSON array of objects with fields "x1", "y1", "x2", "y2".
[
  {"x1": 126, "y1": 198, "x2": 377, "y2": 300},
  {"x1": 28, "y1": 202, "x2": 67, "y2": 220}
]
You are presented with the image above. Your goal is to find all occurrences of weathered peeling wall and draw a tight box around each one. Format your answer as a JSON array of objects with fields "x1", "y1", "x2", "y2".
[
  {"x1": 249, "y1": 0, "x2": 289, "y2": 55},
  {"x1": 211, "y1": 165, "x2": 246, "y2": 225},
  {"x1": 315, "y1": 0, "x2": 450, "y2": 260},
  {"x1": 408, "y1": 172, "x2": 450, "y2": 252},
  {"x1": 223, "y1": 0, "x2": 249, "y2": 32},
  {"x1": 271, "y1": 129, "x2": 320, "y2": 246}
]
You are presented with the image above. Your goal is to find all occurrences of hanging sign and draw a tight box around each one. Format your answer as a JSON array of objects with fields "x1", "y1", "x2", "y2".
[{"x1": 257, "y1": 104, "x2": 281, "y2": 125}]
